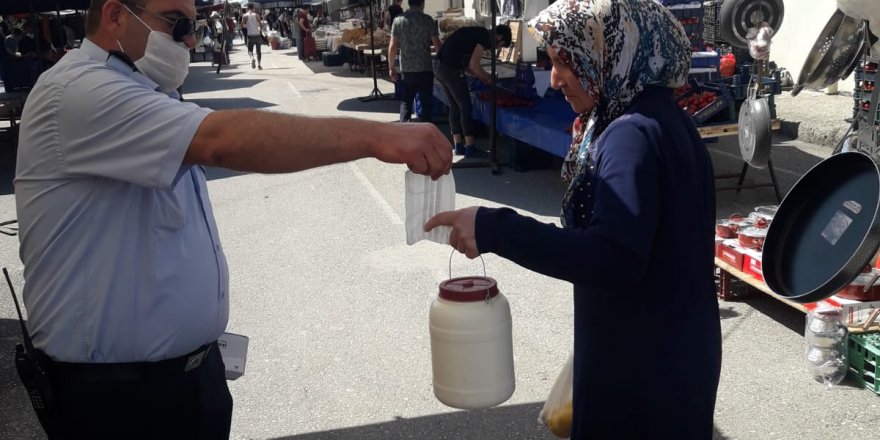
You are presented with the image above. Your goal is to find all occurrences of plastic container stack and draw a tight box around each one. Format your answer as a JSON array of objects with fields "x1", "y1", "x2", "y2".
[
  {"x1": 805, "y1": 305, "x2": 849, "y2": 388},
  {"x1": 854, "y1": 62, "x2": 879, "y2": 124},
  {"x1": 666, "y1": 2, "x2": 705, "y2": 52}
]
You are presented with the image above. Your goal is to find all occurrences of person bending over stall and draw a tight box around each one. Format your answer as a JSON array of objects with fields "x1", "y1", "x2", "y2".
[
  {"x1": 426, "y1": 0, "x2": 721, "y2": 438},
  {"x1": 433, "y1": 24, "x2": 511, "y2": 158}
]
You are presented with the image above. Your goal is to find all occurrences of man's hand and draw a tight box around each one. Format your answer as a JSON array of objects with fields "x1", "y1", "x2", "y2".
[
  {"x1": 374, "y1": 123, "x2": 452, "y2": 180},
  {"x1": 389, "y1": 69, "x2": 398, "y2": 82},
  {"x1": 424, "y1": 207, "x2": 480, "y2": 258}
]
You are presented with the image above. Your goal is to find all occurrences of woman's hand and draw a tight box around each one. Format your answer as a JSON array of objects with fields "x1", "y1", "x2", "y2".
[{"x1": 425, "y1": 207, "x2": 481, "y2": 258}]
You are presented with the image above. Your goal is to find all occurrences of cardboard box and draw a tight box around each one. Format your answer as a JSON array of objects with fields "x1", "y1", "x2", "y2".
[
  {"x1": 716, "y1": 241, "x2": 744, "y2": 271},
  {"x1": 833, "y1": 297, "x2": 880, "y2": 326},
  {"x1": 218, "y1": 332, "x2": 249, "y2": 380},
  {"x1": 741, "y1": 249, "x2": 764, "y2": 281},
  {"x1": 804, "y1": 296, "x2": 880, "y2": 326}
]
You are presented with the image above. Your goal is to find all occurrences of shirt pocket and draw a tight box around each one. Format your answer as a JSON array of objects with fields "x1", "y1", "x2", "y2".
[{"x1": 151, "y1": 190, "x2": 186, "y2": 231}]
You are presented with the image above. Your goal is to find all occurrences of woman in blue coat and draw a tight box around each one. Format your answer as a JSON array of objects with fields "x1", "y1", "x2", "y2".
[{"x1": 426, "y1": 0, "x2": 721, "y2": 438}]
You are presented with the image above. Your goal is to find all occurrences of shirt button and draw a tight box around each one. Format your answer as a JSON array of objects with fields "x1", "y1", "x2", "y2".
[
  {"x1": 581, "y1": 214, "x2": 586, "y2": 218},
  {"x1": 579, "y1": 204, "x2": 584, "y2": 208},
  {"x1": 587, "y1": 182, "x2": 591, "y2": 186}
]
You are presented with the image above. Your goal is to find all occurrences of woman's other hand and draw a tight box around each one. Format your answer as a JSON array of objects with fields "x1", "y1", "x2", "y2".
[{"x1": 425, "y1": 207, "x2": 480, "y2": 258}]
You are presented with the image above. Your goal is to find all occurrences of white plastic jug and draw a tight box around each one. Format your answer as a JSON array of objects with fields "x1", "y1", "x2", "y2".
[{"x1": 429, "y1": 268, "x2": 515, "y2": 410}]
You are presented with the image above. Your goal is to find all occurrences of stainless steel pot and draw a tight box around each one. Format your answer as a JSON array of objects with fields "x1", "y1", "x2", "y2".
[{"x1": 791, "y1": 9, "x2": 867, "y2": 96}]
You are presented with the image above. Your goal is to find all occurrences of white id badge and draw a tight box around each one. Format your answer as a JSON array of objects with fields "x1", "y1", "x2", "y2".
[{"x1": 218, "y1": 332, "x2": 249, "y2": 380}]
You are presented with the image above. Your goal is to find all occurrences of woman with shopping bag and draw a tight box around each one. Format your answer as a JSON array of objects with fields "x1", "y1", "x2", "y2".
[{"x1": 424, "y1": 0, "x2": 721, "y2": 438}]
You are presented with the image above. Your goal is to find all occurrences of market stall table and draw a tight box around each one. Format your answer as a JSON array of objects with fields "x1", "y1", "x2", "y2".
[
  {"x1": 432, "y1": 81, "x2": 576, "y2": 158},
  {"x1": 715, "y1": 257, "x2": 880, "y2": 334}
]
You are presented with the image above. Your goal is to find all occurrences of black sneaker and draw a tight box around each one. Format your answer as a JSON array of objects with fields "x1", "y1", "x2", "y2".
[
  {"x1": 464, "y1": 146, "x2": 488, "y2": 158},
  {"x1": 454, "y1": 143, "x2": 466, "y2": 156}
]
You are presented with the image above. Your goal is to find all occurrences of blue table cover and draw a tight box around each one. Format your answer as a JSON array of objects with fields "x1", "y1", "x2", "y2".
[{"x1": 433, "y1": 82, "x2": 576, "y2": 158}]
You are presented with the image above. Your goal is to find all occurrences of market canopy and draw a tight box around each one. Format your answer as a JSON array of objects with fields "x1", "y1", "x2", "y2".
[
  {"x1": 257, "y1": 1, "x2": 297, "y2": 8},
  {"x1": 0, "y1": 0, "x2": 91, "y2": 15}
]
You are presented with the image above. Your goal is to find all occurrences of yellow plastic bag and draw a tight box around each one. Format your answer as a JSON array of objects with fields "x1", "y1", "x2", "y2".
[{"x1": 539, "y1": 353, "x2": 573, "y2": 439}]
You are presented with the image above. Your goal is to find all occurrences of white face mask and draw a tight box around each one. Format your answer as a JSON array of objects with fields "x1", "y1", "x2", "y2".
[{"x1": 123, "y1": 5, "x2": 191, "y2": 92}]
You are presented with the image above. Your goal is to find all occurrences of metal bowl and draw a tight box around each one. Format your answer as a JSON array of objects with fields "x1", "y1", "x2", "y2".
[{"x1": 791, "y1": 9, "x2": 867, "y2": 96}]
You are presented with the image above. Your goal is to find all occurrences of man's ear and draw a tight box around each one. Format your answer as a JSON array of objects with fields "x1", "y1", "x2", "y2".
[{"x1": 103, "y1": 0, "x2": 127, "y2": 37}]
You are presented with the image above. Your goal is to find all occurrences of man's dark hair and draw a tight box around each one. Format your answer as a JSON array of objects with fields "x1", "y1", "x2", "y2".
[
  {"x1": 495, "y1": 24, "x2": 512, "y2": 47},
  {"x1": 86, "y1": 0, "x2": 147, "y2": 36},
  {"x1": 247, "y1": 3, "x2": 254, "y2": 9},
  {"x1": 408, "y1": 0, "x2": 425, "y2": 8}
]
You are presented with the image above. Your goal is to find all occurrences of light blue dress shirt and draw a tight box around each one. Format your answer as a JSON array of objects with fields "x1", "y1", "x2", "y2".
[{"x1": 14, "y1": 39, "x2": 229, "y2": 363}]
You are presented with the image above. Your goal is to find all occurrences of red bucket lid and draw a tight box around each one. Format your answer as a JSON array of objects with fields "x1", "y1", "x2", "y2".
[{"x1": 439, "y1": 276, "x2": 499, "y2": 302}]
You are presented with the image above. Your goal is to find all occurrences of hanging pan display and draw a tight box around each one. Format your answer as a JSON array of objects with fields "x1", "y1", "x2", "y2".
[
  {"x1": 738, "y1": 93, "x2": 772, "y2": 169},
  {"x1": 763, "y1": 152, "x2": 880, "y2": 304},
  {"x1": 719, "y1": 0, "x2": 785, "y2": 49}
]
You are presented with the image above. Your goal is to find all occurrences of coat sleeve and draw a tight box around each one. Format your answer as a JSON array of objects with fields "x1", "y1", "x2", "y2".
[{"x1": 475, "y1": 119, "x2": 661, "y2": 292}]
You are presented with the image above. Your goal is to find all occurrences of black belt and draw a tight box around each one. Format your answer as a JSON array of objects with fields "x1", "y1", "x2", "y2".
[{"x1": 37, "y1": 342, "x2": 215, "y2": 383}]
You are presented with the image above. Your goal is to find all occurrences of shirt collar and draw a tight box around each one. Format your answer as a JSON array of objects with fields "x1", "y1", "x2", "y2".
[{"x1": 80, "y1": 38, "x2": 163, "y2": 93}]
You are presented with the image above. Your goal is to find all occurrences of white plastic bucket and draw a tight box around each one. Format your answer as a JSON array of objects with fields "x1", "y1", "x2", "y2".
[{"x1": 429, "y1": 274, "x2": 515, "y2": 410}]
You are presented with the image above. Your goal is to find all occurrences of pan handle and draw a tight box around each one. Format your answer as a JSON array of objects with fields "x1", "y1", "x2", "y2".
[{"x1": 865, "y1": 269, "x2": 880, "y2": 293}]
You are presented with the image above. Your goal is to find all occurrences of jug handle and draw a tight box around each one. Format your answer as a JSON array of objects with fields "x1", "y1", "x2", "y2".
[{"x1": 448, "y1": 249, "x2": 487, "y2": 280}]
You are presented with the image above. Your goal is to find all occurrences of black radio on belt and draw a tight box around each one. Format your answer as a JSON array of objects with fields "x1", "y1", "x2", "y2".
[{"x1": 3, "y1": 268, "x2": 55, "y2": 433}]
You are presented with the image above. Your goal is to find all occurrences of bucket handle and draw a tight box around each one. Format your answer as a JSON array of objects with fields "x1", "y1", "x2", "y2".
[{"x1": 448, "y1": 249, "x2": 487, "y2": 280}]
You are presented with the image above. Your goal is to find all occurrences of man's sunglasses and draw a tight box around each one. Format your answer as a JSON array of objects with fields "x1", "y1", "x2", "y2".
[{"x1": 124, "y1": 2, "x2": 196, "y2": 43}]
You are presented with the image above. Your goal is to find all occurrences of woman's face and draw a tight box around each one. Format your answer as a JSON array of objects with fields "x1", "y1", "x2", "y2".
[{"x1": 547, "y1": 46, "x2": 595, "y2": 114}]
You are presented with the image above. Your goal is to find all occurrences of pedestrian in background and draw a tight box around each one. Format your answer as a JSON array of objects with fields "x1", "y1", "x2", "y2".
[
  {"x1": 388, "y1": 0, "x2": 442, "y2": 123},
  {"x1": 14, "y1": 0, "x2": 452, "y2": 438},
  {"x1": 241, "y1": 2, "x2": 262, "y2": 69},
  {"x1": 385, "y1": 0, "x2": 404, "y2": 29},
  {"x1": 426, "y1": 0, "x2": 720, "y2": 438},
  {"x1": 290, "y1": 7, "x2": 302, "y2": 53},
  {"x1": 297, "y1": 9, "x2": 311, "y2": 61}
]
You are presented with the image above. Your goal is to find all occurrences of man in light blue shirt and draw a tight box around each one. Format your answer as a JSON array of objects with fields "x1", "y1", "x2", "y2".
[{"x1": 13, "y1": 0, "x2": 451, "y2": 438}]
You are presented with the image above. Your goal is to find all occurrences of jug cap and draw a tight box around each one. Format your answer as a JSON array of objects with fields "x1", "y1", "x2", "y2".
[{"x1": 439, "y1": 276, "x2": 499, "y2": 302}]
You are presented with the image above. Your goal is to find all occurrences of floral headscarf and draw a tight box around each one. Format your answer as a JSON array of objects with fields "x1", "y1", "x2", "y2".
[{"x1": 528, "y1": 0, "x2": 691, "y2": 226}]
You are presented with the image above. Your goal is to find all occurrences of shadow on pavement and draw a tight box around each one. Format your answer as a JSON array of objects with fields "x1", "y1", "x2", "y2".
[
  {"x1": 336, "y1": 97, "x2": 399, "y2": 114},
  {"x1": 185, "y1": 97, "x2": 275, "y2": 110},
  {"x1": 265, "y1": 404, "x2": 733, "y2": 440},
  {"x1": 181, "y1": 74, "x2": 266, "y2": 95},
  {"x1": 452, "y1": 166, "x2": 566, "y2": 218},
  {"x1": 740, "y1": 294, "x2": 805, "y2": 336},
  {"x1": 269, "y1": 402, "x2": 555, "y2": 440},
  {"x1": 708, "y1": 135, "x2": 826, "y2": 217},
  {"x1": 0, "y1": 150, "x2": 14, "y2": 196},
  {"x1": 713, "y1": 425, "x2": 732, "y2": 439}
]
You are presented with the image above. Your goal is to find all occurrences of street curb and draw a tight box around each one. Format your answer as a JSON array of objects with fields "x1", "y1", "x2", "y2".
[{"x1": 778, "y1": 119, "x2": 848, "y2": 151}]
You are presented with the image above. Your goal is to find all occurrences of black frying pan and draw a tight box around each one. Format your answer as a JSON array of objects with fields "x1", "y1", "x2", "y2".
[{"x1": 763, "y1": 152, "x2": 880, "y2": 303}]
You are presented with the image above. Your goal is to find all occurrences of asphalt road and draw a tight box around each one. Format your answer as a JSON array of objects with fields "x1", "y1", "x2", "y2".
[{"x1": 0, "y1": 40, "x2": 878, "y2": 440}]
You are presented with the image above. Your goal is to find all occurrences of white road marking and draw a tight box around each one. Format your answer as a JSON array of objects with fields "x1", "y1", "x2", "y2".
[
  {"x1": 348, "y1": 162, "x2": 403, "y2": 225},
  {"x1": 286, "y1": 82, "x2": 301, "y2": 97}
]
